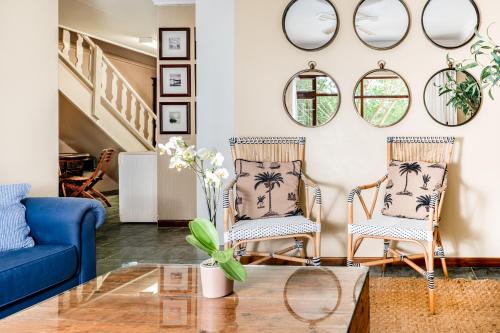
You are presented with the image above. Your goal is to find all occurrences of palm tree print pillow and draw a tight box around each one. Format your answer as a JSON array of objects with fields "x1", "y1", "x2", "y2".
[
  {"x1": 382, "y1": 160, "x2": 447, "y2": 220},
  {"x1": 234, "y1": 159, "x2": 302, "y2": 221}
]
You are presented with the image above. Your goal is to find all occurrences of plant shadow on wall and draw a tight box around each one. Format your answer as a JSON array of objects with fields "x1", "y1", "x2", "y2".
[{"x1": 438, "y1": 138, "x2": 483, "y2": 256}]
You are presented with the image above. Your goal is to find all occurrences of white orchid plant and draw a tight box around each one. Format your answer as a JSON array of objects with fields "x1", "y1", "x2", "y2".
[{"x1": 158, "y1": 137, "x2": 229, "y2": 224}]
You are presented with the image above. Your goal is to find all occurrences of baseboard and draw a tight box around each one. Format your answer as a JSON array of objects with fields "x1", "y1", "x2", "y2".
[
  {"x1": 157, "y1": 219, "x2": 190, "y2": 228},
  {"x1": 240, "y1": 256, "x2": 500, "y2": 267}
]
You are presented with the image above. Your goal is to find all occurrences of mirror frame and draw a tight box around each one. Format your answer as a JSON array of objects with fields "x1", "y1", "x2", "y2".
[
  {"x1": 423, "y1": 66, "x2": 483, "y2": 127},
  {"x1": 282, "y1": 62, "x2": 342, "y2": 128},
  {"x1": 421, "y1": 0, "x2": 480, "y2": 50},
  {"x1": 282, "y1": 0, "x2": 340, "y2": 52},
  {"x1": 353, "y1": 0, "x2": 411, "y2": 51},
  {"x1": 352, "y1": 61, "x2": 411, "y2": 128}
]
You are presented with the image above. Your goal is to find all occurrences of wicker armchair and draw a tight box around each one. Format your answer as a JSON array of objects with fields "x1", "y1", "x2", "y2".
[
  {"x1": 223, "y1": 137, "x2": 322, "y2": 266},
  {"x1": 347, "y1": 137, "x2": 455, "y2": 314}
]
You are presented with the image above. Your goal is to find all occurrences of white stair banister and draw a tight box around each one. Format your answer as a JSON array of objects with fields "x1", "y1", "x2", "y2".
[{"x1": 58, "y1": 26, "x2": 157, "y2": 150}]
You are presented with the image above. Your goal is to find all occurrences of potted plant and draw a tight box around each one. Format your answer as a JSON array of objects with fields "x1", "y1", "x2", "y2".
[
  {"x1": 158, "y1": 137, "x2": 247, "y2": 298},
  {"x1": 443, "y1": 24, "x2": 499, "y2": 102},
  {"x1": 187, "y1": 218, "x2": 246, "y2": 298}
]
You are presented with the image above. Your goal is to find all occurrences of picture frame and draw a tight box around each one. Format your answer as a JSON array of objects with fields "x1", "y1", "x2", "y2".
[
  {"x1": 160, "y1": 64, "x2": 191, "y2": 97},
  {"x1": 159, "y1": 28, "x2": 190, "y2": 60},
  {"x1": 159, "y1": 102, "x2": 191, "y2": 134}
]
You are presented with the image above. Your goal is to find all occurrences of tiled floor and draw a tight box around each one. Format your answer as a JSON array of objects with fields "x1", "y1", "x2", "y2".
[{"x1": 97, "y1": 195, "x2": 500, "y2": 279}]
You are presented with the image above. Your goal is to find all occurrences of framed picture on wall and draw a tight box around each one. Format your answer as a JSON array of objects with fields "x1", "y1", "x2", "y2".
[
  {"x1": 160, "y1": 102, "x2": 191, "y2": 134},
  {"x1": 160, "y1": 64, "x2": 191, "y2": 97},
  {"x1": 159, "y1": 28, "x2": 190, "y2": 60}
]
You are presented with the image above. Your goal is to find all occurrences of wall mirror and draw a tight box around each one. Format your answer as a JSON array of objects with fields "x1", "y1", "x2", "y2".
[
  {"x1": 424, "y1": 64, "x2": 482, "y2": 126},
  {"x1": 354, "y1": 0, "x2": 410, "y2": 50},
  {"x1": 353, "y1": 61, "x2": 410, "y2": 127},
  {"x1": 283, "y1": 62, "x2": 341, "y2": 127},
  {"x1": 282, "y1": 0, "x2": 339, "y2": 51},
  {"x1": 422, "y1": 0, "x2": 479, "y2": 49}
]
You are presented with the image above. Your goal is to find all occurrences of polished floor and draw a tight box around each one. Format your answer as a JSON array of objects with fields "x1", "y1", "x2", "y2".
[{"x1": 97, "y1": 195, "x2": 500, "y2": 279}]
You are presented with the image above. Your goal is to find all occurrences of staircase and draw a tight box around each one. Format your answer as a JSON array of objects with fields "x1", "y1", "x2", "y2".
[{"x1": 58, "y1": 27, "x2": 157, "y2": 153}]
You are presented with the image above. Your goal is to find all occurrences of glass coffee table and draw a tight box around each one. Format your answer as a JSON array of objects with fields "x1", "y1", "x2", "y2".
[{"x1": 0, "y1": 264, "x2": 369, "y2": 332}]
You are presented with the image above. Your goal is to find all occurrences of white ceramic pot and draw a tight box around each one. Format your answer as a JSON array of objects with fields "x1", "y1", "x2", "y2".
[{"x1": 200, "y1": 260, "x2": 234, "y2": 298}]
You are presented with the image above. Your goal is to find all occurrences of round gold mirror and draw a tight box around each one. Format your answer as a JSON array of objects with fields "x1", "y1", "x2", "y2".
[
  {"x1": 422, "y1": 0, "x2": 480, "y2": 49},
  {"x1": 283, "y1": 62, "x2": 341, "y2": 127},
  {"x1": 424, "y1": 64, "x2": 482, "y2": 126},
  {"x1": 353, "y1": 61, "x2": 410, "y2": 127},
  {"x1": 282, "y1": 0, "x2": 340, "y2": 51},
  {"x1": 354, "y1": 0, "x2": 410, "y2": 50}
]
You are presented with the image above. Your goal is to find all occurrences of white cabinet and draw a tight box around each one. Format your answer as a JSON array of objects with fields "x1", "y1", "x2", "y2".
[{"x1": 118, "y1": 152, "x2": 157, "y2": 223}]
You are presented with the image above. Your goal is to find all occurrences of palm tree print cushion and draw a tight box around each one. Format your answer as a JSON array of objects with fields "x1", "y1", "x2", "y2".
[
  {"x1": 234, "y1": 159, "x2": 302, "y2": 221},
  {"x1": 382, "y1": 160, "x2": 447, "y2": 220}
]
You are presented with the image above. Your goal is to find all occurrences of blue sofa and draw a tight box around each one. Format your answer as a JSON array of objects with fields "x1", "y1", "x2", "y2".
[{"x1": 0, "y1": 197, "x2": 105, "y2": 319}]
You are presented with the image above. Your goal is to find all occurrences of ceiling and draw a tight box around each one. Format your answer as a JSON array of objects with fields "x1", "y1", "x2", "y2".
[{"x1": 59, "y1": 0, "x2": 158, "y2": 56}]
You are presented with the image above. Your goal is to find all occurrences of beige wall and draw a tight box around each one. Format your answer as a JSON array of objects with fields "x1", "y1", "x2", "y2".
[
  {"x1": 234, "y1": 0, "x2": 500, "y2": 257},
  {"x1": 0, "y1": 0, "x2": 58, "y2": 196},
  {"x1": 157, "y1": 5, "x2": 197, "y2": 221}
]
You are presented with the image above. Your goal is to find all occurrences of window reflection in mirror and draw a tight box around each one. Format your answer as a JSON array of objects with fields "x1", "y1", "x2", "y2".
[
  {"x1": 424, "y1": 69, "x2": 481, "y2": 126},
  {"x1": 284, "y1": 69, "x2": 340, "y2": 127},
  {"x1": 353, "y1": 68, "x2": 410, "y2": 127}
]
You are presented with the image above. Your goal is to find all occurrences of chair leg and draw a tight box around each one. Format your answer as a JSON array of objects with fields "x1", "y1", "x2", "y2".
[
  {"x1": 89, "y1": 189, "x2": 112, "y2": 207},
  {"x1": 295, "y1": 238, "x2": 306, "y2": 266},
  {"x1": 312, "y1": 232, "x2": 321, "y2": 266},
  {"x1": 435, "y1": 231, "x2": 448, "y2": 280},
  {"x1": 427, "y1": 241, "x2": 436, "y2": 314},
  {"x1": 347, "y1": 232, "x2": 354, "y2": 267},
  {"x1": 382, "y1": 240, "x2": 390, "y2": 273}
]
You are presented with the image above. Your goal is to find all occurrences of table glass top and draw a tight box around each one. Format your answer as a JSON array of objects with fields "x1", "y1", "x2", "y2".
[{"x1": 0, "y1": 264, "x2": 369, "y2": 333}]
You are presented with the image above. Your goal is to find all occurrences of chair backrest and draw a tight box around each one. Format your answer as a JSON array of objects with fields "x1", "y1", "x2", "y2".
[
  {"x1": 87, "y1": 148, "x2": 115, "y2": 186},
  {"x1": 387, "y1": 137, "x2": 455, "y2": 164},
  {"x1": 229, "y1": 137, "x2": 305, "y2": 163}
]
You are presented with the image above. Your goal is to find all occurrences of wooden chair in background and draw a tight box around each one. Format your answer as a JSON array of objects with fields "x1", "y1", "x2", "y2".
[
  {"x1": 347, "y1": 137, "x2": 455, "y2": 314},
  {"x1": 61, "y1": 148, "x2": 116, "y2": 207}
]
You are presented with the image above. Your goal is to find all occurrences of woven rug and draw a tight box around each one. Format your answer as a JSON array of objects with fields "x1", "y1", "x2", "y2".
[{"x1": 370, "y1": 278, "x2": 500, "y2": 333}]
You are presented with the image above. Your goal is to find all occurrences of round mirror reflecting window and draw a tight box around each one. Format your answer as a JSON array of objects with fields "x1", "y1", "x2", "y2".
[
  {"x1": 354, "y1": 0, "x2": 410, "y2": 50},
  {"x1": 424, "y1": 68, "x2": 482, "y2": 126},
  {"x1": 283, "y1": 63, "x2": 341, "y2": 127},
  {"x1": 283, "y1": 0, "x2": 339, "y2": 51},
  {"x1": 353, "y1": 62, "x2": 410, "y2": 127},
  {"x1": 422, "y1": 0, "x2": 479, "y2": 49}
]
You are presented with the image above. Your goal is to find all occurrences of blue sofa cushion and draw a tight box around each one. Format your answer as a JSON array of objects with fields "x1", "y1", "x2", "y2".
[
  {"x1": 0, "y1": 184, "x2": 35, "y2": 252},
  {"x1": 0, "y1": 244, "x2": 78, "y2": 308}
]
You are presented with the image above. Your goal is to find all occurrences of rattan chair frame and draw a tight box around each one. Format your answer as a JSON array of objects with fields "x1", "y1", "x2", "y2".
[
  {"x1": 347, "y1": 136, "x2": 455, "y2": 314},
  {"x1": 224, "y1": 137, "x2": 322, "y2": 266}
]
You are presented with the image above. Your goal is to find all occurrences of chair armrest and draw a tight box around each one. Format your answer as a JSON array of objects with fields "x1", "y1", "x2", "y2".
[
  {"x1": 301, "y1": 173, "x2": 322, "y2": 222},
  {"x1": 347, "y1": 175, "x2": 388, "y2": 221},
  {"x1": 23, "y1": 197, "x2": 106, "y2": 283},
  {"x1": 223, "y1": 178, "x2": 238, "y2": 233}
]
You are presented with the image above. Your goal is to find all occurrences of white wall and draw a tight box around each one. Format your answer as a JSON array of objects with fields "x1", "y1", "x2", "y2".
[
  {"x1": 0, "y1": 0, "x2": 58, "y2": 196},
  {"x1": 196, "y1": 0, "x2": 235, "y2": 237},
  {"x1": 234, "y1": 0, "x2": 500, "y2": 258}
]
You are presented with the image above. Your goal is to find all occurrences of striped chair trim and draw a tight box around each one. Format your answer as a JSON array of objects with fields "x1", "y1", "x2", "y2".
[
  {"x1": 424, "y1": 271, "x2": 435, "y2": 289},
  {"x1": 229, "y1": 137, "x2": 306, "y2": 146},
  {"x1": 387, "y1": 136, "x2": 455, "y2": 144},
  {"x1": 347, "y1": 187, "x2": 361, "y2": 203},
  {"x1": 314, "y1": 187, "x2": 322, "y2": 205}
]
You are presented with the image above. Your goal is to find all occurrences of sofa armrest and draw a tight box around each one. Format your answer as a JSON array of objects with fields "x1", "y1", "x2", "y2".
[{"x1": 22, "y1": 197, "x2": 106, "y2": 283}]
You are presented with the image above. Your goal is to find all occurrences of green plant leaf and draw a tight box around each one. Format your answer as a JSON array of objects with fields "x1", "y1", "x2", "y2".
[
  {"x1": 188, "y1": 218, "x2": 219, "y2": 253},
  {"x1": 219, "y1": 258, "x2": 247, "y2": 282},
  {"x1": 211, "y1": 248, "x2": 234, "y2": 264},
  {"x1": 186, "y1": 235, "x2": 214, "y2": 254}
]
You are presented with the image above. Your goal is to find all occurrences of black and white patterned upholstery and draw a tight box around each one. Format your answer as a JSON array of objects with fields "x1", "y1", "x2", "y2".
[
  {"x1": 387, "y1": 136, "x2": 455, "y2": 144},
  {"x1": 224, "y1": 215, "x2": 320, "y2": 243},
  {"x1": 348, "y1": 215, "x2": 434, "y2": 242},
  {"x1": 229, "y1": 137, "x2": 305, "y2": 146}
]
